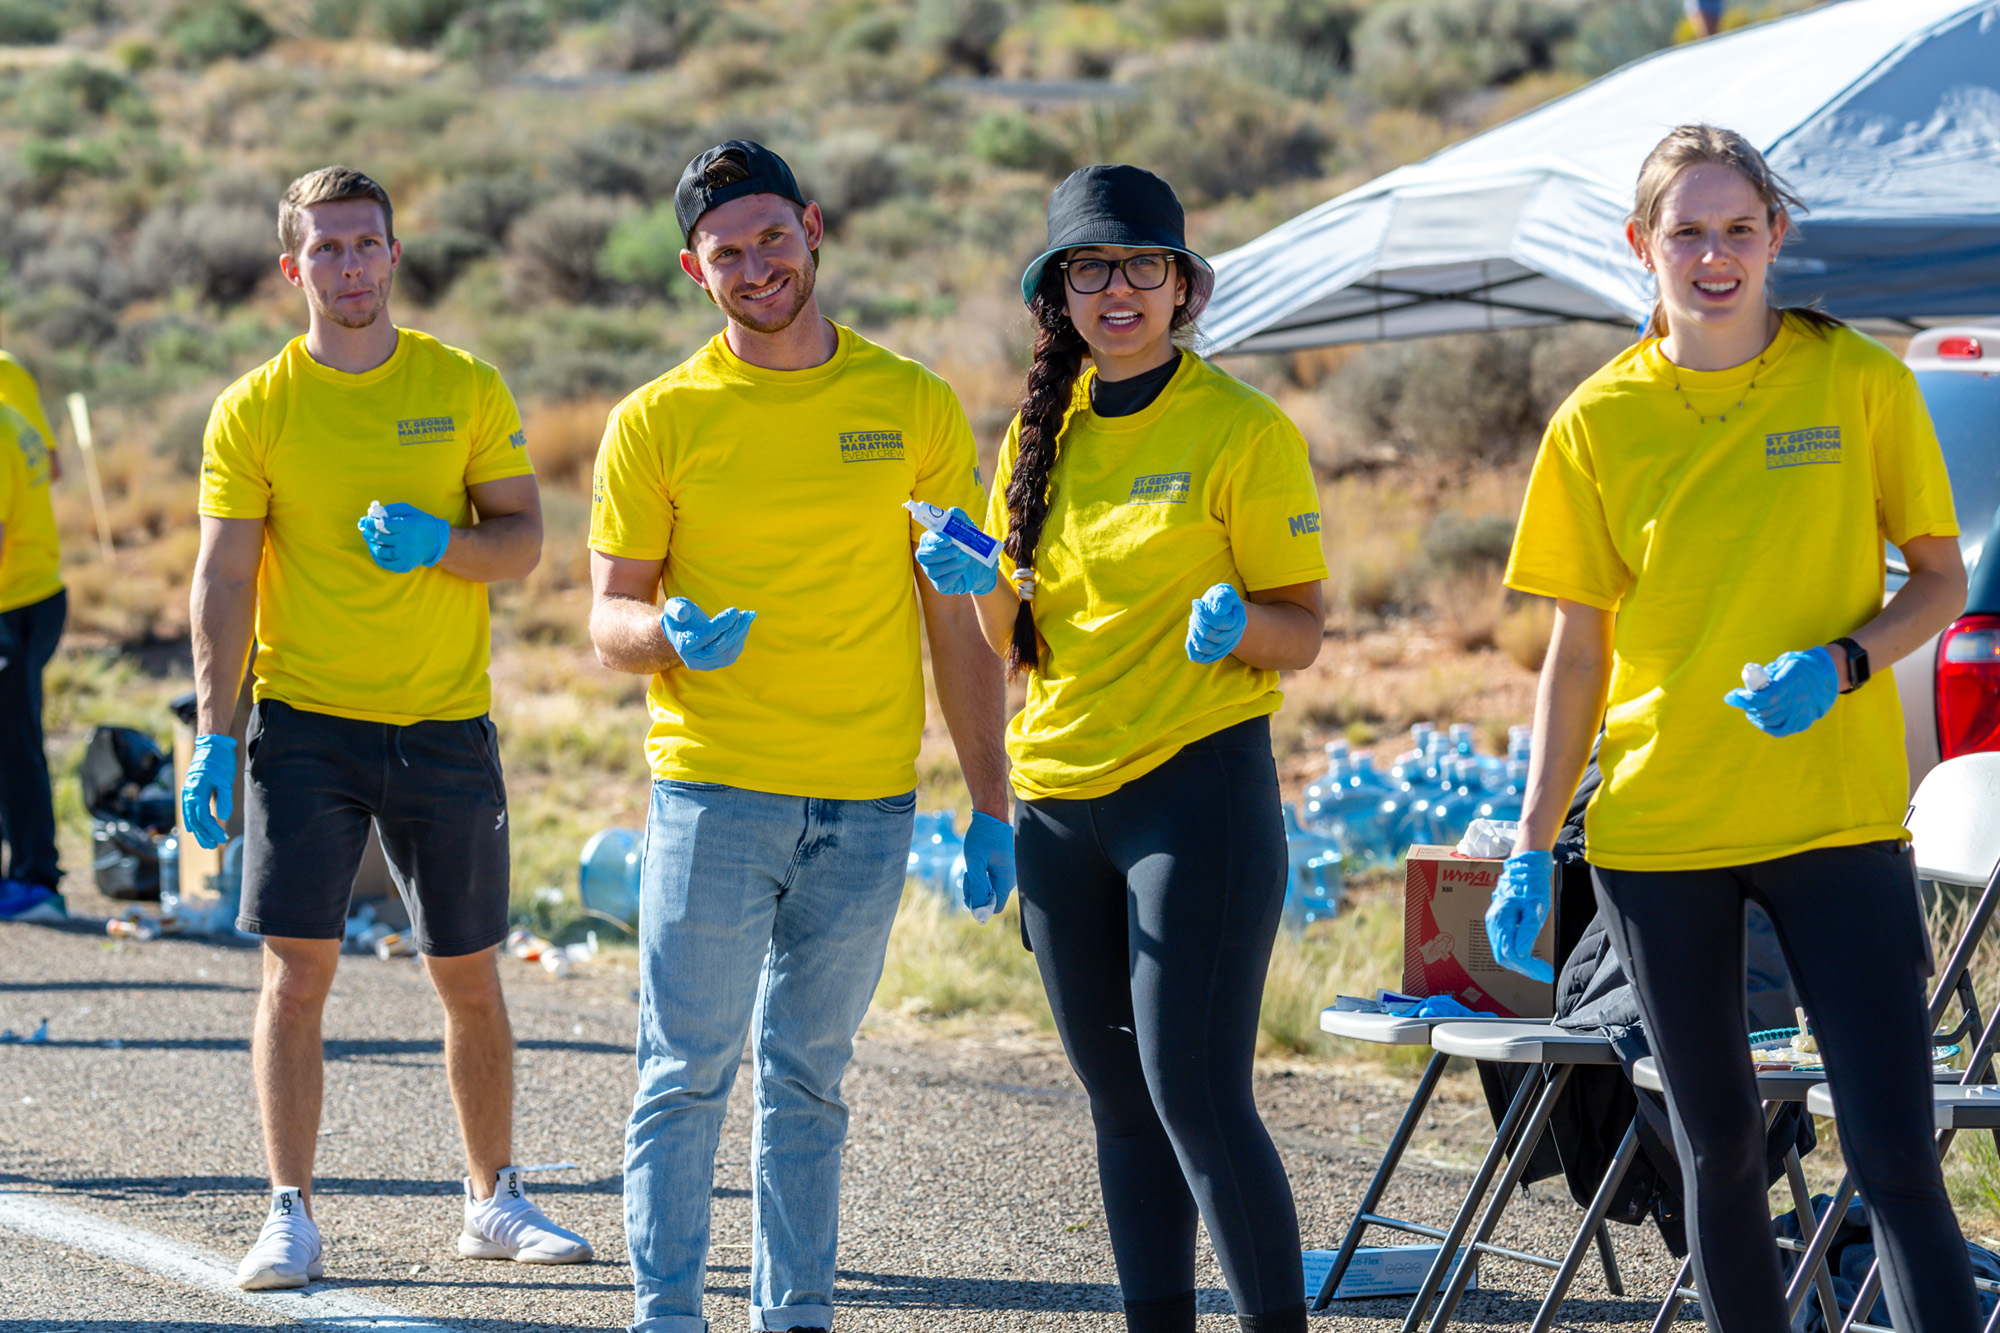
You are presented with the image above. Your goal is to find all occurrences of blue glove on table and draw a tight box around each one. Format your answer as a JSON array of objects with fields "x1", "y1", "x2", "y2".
[
  {"x1": 1723, "y1": 646, "x2": 1839, "y2": 738},
  {"x1": 914, "y1": 513, "x2": 999, "y2": 596},
  {"x1": 357, "y1": 502, "x2": 451, "y2": 573},
  {"x1": 1186, "y1": 583, "x2": 1248, "y2": 664},
  {"x1": 1413, "y1": 995, "x2": 1494, "y2": 1019},
  {"x1": 958, "y1": 811, "x2": 1017, "y2": 924},
  {"x1": 1485, "y1": 850, "x2": 1555, "y2": 984},
  {"x1": 662, "y1": 597, "x2": 756, "y2": 671},
  {"x1": 181, "y1": 734, "x2": 237, "y2": 851}
]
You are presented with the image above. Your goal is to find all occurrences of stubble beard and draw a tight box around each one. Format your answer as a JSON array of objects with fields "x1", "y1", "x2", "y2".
[
  {"x1": 314, "y1": 274, "x2": 392, "y2": 330},
  {"x1": 717, "y1": 261, "x2": 815, "y2": 335}
]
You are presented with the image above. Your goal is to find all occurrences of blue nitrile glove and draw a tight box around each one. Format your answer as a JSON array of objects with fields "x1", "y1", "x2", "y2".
[
  {"x1": 181, "y1": 734, "x2": 237, "y2": 851},
  {"x1": 357, "y1": 502, "x2": 451, "y2": 573},
  {"x1": 1413, "y1": 995, "x2": 1494, "y2": 1019},
  {"x1": 914, "y1": 514, "x2": 999, "y2": 596},
  {"x1": 661, "y1": 597, "x2": 756, "y2": 671},
  {"x1": 959, "y1": 811, "x2": 1016, "y2": 924},
  {"x1": 1723, "y1": 646, "x2": 1840, "y2": 738},
  {"x1": 1485, "y1": 850, "x2": 1555, "y2": 984},
  {"x1": 1186, "y1": 583, "x2": 1248, "y2": 664}
]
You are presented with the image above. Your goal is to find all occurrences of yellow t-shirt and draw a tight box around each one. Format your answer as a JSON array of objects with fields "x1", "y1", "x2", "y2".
[
  {"x1": 1506, "y1": 317, "x2": 1958, "y2": 871},
  {"x1": 987, "y1": 354, "x2": 1329, "y2": 801},
  {"x1": 0, "y1": 401, "x2": 63, "y2": 614},
  {"x1": 0, "y1": 352, "x2": 57, "y2": 453},
  {"x1": 199, "y1": 330, "x2": 533, "y2": 725},
  {"x1": 588, "y1": 324, "x2": 981, "y2": 799}
]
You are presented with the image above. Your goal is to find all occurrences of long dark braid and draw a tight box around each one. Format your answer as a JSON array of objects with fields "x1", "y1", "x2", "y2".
[{"x1": 1003, "y1": 271, "x2": 1088, "y2": 674}]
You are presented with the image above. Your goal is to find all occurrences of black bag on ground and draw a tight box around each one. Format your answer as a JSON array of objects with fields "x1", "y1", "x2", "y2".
[{"x1": 80, "y1": 725, "x2": 175, "y2": 900}]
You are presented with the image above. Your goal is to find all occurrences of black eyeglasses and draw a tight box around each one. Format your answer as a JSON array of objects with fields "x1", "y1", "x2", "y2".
[{"x1": 1059, "y1": 253, "x2": 1176, "y2": 294}]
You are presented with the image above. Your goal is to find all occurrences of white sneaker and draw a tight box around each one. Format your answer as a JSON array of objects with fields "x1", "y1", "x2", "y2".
[
  {"x1": 458, "y1": 1166, "x2": 593, "y2": 1264},
  {"x1": 236, "y1": 1187, "x2": 323, "y2": 1290}
]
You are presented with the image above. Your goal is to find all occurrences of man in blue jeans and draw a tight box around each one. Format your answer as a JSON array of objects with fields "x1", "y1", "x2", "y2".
[{"x1": 587, "y1": 141, "x2": 1013, "y2": 1333}]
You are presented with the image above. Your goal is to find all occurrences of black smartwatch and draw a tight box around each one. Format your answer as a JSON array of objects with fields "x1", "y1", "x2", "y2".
[{"x1": 1832, "y1": 636, "x2": 1870, "y2": 692}]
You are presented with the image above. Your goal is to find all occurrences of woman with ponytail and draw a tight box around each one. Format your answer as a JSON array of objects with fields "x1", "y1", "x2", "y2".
[
  {"x1": 914, "y1": 165, "x2": 1327, "y2": 1333},
  {"x1": 1493, "y1": 125, "x2": 1978, "y2": 1332}
]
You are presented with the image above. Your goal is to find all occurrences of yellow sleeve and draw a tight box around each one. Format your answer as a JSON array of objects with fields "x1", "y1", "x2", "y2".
[
  {"x1": 466, "y1": 362, "x2": 534, "y2": 486},
  {"x1": 1872, "y1": 364, "x2": 1960, "y2": 545},
  {"x1": 589, "y1": 398, "x2": 671, "y2": 562},
  {"x1": 910, "y1": 374, "x2": 982, "y2": 538},
  {"x1": 1219, "y1": 415, "x2": 1330, "y2": 592},
  {"x1": 198, "y1": 388, "x2": 270, "y2": 520},
  {"x1": 1505, "y1": 415, "x2": 1631, "y2": 611},
  {"x1": 0, "y1": 357, "x2": 57, "y2": 450},
  {"x1": 984, "y1": 419, "x2": 1023, "y2": 580}
]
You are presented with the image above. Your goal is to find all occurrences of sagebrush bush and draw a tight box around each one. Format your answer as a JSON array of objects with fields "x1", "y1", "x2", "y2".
[
  {"x1": 397, "y1": 229, "x2": 492, "y2": 304},
  {"x1": 968, "y1": 110, "x2": 1072, "y2": 176},
  {"x1": 908, "y1": 0, "x2": 1008, "y2": 73},
  {"x1": 1324, "y1": 328, "x2": 1574, "y2": 461},
  {"x1": 1565, "y1": 0, "x2": 1679, "y2": 74},
  {"x1": 598, "y1": 201, "x2": 684, "y2": 295},
  {"x1": 803, "y1": 132, "x2": 902, "y2": 229},
  {"x1": 1229, "y1": 0, "x2": 1359, "y2": 60},
  {"x1": 430, "y1": 173, "x2": 538, "y2": 246},
  {"x1": 1118, "y1": 64, "x2": 1328, "y2": 204},
  {"x1": 0, "y1": 0, "x2": 61, "y2": 44},
  {"x1": 129, "y1": 202, "x2": 274, "y2": 305},
  {"x1": 1350, "y1": 0, "x2": 1573, "y2": 109},
  {"x1": 441, "y1": 0, "x2": 554, "y2": 66},
  {"x1": 509, "y1": 194, "x2": 628, "y2": 303},
  {"x1": 166, "y1": 0, "x2": 275, "y2": 67}
]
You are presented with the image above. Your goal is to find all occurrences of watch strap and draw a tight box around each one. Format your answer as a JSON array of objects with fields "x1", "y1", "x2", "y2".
[{"x1": 1832, "y1": 636, "x2": 1869, "y2": 692}]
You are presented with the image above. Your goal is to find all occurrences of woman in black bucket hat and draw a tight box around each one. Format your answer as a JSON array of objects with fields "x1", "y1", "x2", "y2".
[{"x1": 915, "y1": 165, "x2": 1329, "y2": 1333}]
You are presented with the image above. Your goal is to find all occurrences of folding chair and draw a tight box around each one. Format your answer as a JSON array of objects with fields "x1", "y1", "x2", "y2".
[
  {"x1": 1777, "y1": 752, "x2": 2000, "y2": 1327},
  {"x1": 1804, "y1": 1082, "x2": 2000, "y2": 1333},
  {"x1": 1399, "y1": 1020, "x2": 1639, "y2": 1333},
  {"x1": 1309, "y1": 1008, "x2": 1514, "y2": 1310},
  {"x1": 1631, "y1": 1057, "x2": 1843, "y2": 1333}
]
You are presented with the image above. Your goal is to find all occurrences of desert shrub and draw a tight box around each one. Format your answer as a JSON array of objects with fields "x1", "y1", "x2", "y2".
[
  {"x1": 908, "y1": 0, "x2": 1008, "y2": 73},
  {"x1": 603, "y1": 0, "x2": 713, "y2": 69},
  {"x1": 442, "y1": 0, "x2": 555, "y2": 65},
  {"x1": 559, "y1": 122, "x2": 677, "y2": 201},
  {"x1": 803, "y1": 133, "x2": 902, "y2": 228},
  {"x1": 1425, "y1": 510, "x2": 1516, "y2": 571},
  {"x1": 14, "y1": 285, "x2": 118, "y2": 349},
  {"x1": 843, "y1": 197, "x2": 955, "y2": 261},
  {"x1": 17, "y1": 225, "x2": 127, "y2": 306},
  {"x1": 166, "y1": 0, "x2": 276, "y2": 67},
  {"x1": 968, "y1": 110, "x2": 1072, "y2": 176},
  {"x1": 1564, "y1": 0, "x2": 1679, "y2": 75},
  {"x1": 397, "y1": 229, "x2": 492, "y2": 304},
  {"x1": 1324, "y1": 329, "x2": 1552, "y2": 460},
  {"x1": 1116, "y1": 65, "x2": 1327, "y2": 204},
  {"x1": 154, "y1": 398, "x2": 216, "y2": 475},
  {"x1": 832, "y1": 8, "x2": 903, "y2": 55},
  {"x1": 0, "y1": 0, "x2": 60, "y2": 44},
  {"x1": 1218, "y1": 36, "x2": 1342, "y2": 100},
  {"x1": 130, "y1": 202, "x2": 275, "y2": 305},
  {"x1": 307, "y1": 0, "x2": 365, "y2": 36},
  {"x1": 1230, "y1": 0, "x2": 1359, "y2": 57},
  {"x1": 19, "y1": 137, "x2": 119, "y2": 201},
  {"x1": 375, "y1": 0, "x2": 470, "y2": 46},
  {"x1": 1157, "y1": 0, "x2": 1229, "y2": 40},
  {"x1": 1497, "y1": 594, "x2": 1554, "y2": 671},
  {"x1": 431, "y1": 172, "x2": 538, "y2": 245},
  {"x1": 510, "y1": 193, "x2": 627, "y2": 302},
  {"x1": 1350, "y1": 0, "x2": 1574, "y2": 109},
  {"x1": 10, "y1": 63, "x2": 152, "y2": 137},
  {"x1": 1528, "y1": 320, "x2": 1633, "y2": 418},
  {"x1": 599, "y1": 201, "x2": 684, "y2": 294}
]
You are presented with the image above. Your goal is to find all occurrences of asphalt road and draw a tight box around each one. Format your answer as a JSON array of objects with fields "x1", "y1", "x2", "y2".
[{"x1": 0, "y1": 914, "x2": 1693, "y2": 1332}]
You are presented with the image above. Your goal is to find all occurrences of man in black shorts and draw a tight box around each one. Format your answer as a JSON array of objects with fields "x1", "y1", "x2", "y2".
[{"x1": 183, "y1": 165, "x2": 592, "y2": 1289}]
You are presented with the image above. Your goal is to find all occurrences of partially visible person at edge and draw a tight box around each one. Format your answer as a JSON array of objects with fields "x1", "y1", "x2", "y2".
[
  {"x1": 916, "y1": 164, "x2": 1328, "y2": 1333},
  {"x1": 587, "y1": 140, "x2": 1011, "y2": 1333},
  {"x1": 1489, "y1": 123, "x2": 1979, "y2": 1333},
  {"x1": 182, "y1": 165, "x2": 593, "y2": 1292},
  {"x1": 0, "y1": 348, "x2": 66, "y2": 923}
]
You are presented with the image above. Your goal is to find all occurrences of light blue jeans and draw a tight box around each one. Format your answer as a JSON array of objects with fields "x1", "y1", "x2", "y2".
[{"x1": 625, "y1": 779, "x2": 913, "y2": 1333}]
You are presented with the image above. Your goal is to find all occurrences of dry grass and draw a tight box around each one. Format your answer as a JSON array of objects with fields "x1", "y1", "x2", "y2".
[
  {"x1": 1497, "y1": 594, "x2": 1556, "y2": 672},
  {"x1": 522, "y1": 397, "x2": 616, "y2": 491},
  {"x1": 1436, "y1": 567, "x2": 1505, "y2": 652}
]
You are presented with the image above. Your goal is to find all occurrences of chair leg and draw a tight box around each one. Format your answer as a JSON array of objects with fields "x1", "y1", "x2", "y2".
[
  {"x1": 1650, "y1": 1256, "x2": 1694, "y2": 1333},
  {"x1": 1595, "y1": 1221, "x2": 1625, "y2": 1297},
  {"x1": 1399, "y1": 1064, "x2": 1550, "y2": 1333},
  {"x1": 1782, "y1": 1146, "x2": 1842, "y2": 1332},
  {"x1": 1527, "y1": 1116, "x2": 1641, "y2": 1333},
  {"x1": 1425, "y1": 1063, "x2": 1579, "y2": 1333},
  {"x1": 1313, "y1": 1048, "x2": 1452, "y2": 1310},
  {"x1": 1786, "y1": 1176, "x2": 1859, "y2": 1319}
]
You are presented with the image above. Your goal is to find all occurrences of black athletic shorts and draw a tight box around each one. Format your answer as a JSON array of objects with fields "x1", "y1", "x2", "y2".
[{"x1": 238, "y1": 699, "x2": 511, "y2": 956}]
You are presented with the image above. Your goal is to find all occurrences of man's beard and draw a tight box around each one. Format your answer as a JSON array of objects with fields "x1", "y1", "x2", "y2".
[
  {"x1": 715, "y1": 260, "x2": 815, "y2": 334},
  {"x1": 314, "y1": 276, "x2": 391, "y2": 330}
]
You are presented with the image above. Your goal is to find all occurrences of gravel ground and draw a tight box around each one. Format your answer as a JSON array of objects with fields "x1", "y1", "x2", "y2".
[{"x1": 0, "y1": 914, "x2": 1693, "y2": 1332}]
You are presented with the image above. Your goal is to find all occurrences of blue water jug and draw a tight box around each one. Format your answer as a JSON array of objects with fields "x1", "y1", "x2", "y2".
[
  {"x1": 907, "y1": 810, "x2": 962, "y2": 898},
  {"x1": 579, "y1": 827, "x2": 642, "y2": 928},
  {"x1": 1281, "y1": 805, "x2": 1344, "y2": 932}
]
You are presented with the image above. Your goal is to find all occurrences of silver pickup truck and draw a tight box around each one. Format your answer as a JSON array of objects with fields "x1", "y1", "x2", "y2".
[{"x1": 1892, "y1": 324, "x2": 2000, "y2": 789}]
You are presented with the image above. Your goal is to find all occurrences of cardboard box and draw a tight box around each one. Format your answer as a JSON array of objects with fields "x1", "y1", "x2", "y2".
[
  {"x1": 1302, "y1": 1245, "x2": 1479, "y2": 1301},
  {"x1": 1403, "y1": 845, "x2": 1554, "y2": 1018}
]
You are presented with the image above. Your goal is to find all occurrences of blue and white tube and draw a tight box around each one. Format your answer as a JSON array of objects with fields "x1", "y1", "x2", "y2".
[{"x1": 904, "y1": 501, "x2": 1000, "y2": 567}]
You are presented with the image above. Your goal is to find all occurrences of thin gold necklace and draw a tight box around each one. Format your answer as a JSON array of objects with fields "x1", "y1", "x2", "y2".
[{"x1": 1671, "y1": 354, "x2": 1766, "y2": 425}]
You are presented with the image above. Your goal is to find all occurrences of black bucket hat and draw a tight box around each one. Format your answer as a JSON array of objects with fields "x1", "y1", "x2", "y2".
[
  {"x1": 1019, "y1": 164, "x2": 1213, "y2": 319},
  {"x1": 674, "y1": 140, "x2": 806, "y2": 239}
]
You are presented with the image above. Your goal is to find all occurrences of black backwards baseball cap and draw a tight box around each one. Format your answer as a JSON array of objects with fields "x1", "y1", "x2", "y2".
[
  {"x1": 673, "y1": 140, "x2": 807, "y2": 240},
  {"x1": 1019, "y1": 164, "x2": 1214, "y2": 319}
]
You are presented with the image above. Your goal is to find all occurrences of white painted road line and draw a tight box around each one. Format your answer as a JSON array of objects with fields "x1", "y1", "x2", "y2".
[{"x1": 0, "y1": 1190, "x2": 456, "y2": 1331}]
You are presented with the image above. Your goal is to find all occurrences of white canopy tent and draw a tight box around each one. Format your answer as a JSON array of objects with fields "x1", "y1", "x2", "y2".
[{"x1": 1201, "y1": 0, "x2": 2000, "y2": 353}]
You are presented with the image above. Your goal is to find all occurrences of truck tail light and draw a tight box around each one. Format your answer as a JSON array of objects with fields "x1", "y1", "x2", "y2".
[
  {"x1": 1936, "y1": 336, "x2": 1984, "y2": 360},
  {"x1": 1937, "y1": 614, "x2": 2000, "y2": 759}
]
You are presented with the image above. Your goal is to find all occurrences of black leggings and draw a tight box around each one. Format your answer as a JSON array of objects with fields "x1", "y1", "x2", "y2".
[
  {"x1": 1017, "y1": 717, "x2": 1305, "y2": 1333},
  {"x1": 0, "y1": 587, "x2": 65, "y2": 889},
  {"x1": 1594, "y1": 843, "x2": 1980, "y2": 1333}
]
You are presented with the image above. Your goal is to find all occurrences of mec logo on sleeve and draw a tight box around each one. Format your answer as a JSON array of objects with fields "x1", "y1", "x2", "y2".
[{"x1": 1288, "y1": 511, "x2": 1321, "y2": 537}]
